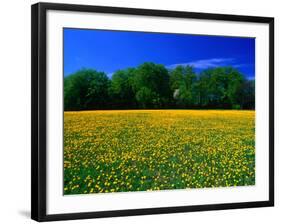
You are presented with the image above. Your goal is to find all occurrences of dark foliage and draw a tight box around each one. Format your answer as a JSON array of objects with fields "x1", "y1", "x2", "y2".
[{"x1": 64, "y1": 63, "x2": 255, "y2": 110}]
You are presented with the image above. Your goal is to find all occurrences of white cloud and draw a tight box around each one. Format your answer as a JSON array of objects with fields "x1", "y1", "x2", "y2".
[
  {"x1": 167, "y1": 58, "x2": 235, "y2": 69},
  {"x1": 232, "y1": 63, "x2": 253, "y2": 68}
]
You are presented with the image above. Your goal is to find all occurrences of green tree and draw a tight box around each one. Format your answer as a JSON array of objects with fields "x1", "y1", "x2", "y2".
[
  {"x1": 170, "y1": 65, "x2": 197, "y2": 107},
  {"x1": 237, "y1": 80, "x2": 255, "y2": 109},
  {"x1": 64, "y1": 69, "x2": 109, "y2": 110},
  {"x1": 225, "y1": 67, "x2": 245, "y2": 107},
  {"x1": 63, "y1": 64, "x2": 252, "y2": 110},
  {"x1": 109, "y1": 68, "x2": 136, "y2": 108},
  {"x1": 135, "y1": 87, "x2": 159, "y2": 108},
  {"x1": 198, "y1": 67, "x2": 244, "y2": 108},
  {"x1": 133, "y1": 62, "x2": 171, "y2": 108}
]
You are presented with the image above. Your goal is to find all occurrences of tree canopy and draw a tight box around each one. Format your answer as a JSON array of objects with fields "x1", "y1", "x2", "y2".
[
  {"x1": 64, "y1": 63, "x2": 255, "y2": 111},
  {"x1": 64, "y1": 69, "x2": 109, "y2": 110}
]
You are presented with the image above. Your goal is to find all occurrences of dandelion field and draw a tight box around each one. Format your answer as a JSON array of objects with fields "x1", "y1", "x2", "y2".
[{"x1": 64, "y1": 110, "x2": 255, "y2": 195}]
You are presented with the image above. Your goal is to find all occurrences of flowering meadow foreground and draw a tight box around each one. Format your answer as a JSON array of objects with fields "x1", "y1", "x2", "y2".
[{"x1": 63, "y1": 110, "x2": 255, "y2": 195}]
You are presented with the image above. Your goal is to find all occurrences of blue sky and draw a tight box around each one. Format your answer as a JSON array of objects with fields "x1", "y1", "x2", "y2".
[{"x1": 64, "y1": 28, "x2": 255, "y2": 79}]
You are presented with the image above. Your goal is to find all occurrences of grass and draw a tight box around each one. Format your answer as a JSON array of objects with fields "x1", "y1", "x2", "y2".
[{"x1": 63, "y1": 110, "x2": 255, "y2": 195}]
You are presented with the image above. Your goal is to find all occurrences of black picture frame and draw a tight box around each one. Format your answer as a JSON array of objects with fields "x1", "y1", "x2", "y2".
[{"x1": 31, "y1": 2, "x2": 274, "y2": 222}]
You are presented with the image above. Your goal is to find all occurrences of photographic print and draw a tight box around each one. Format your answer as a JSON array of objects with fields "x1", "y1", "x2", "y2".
[
  {"x1": 32, "y1": 3, "x2": 274, "y2": 221},
  {"x1": 63, "y1": 28, "x2": 255, "y2": 195}
]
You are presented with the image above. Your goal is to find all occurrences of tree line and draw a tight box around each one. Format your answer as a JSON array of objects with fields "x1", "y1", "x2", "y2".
[{"x1": 64, "y1": 62, "x2": 255, "y2": 111}]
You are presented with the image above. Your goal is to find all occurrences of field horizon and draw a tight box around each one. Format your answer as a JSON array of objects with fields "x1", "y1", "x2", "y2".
[{"x1": 64, "y1": 108, "x2": 255, "y2": 112}]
